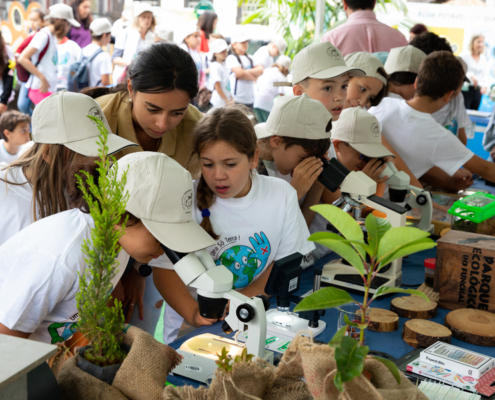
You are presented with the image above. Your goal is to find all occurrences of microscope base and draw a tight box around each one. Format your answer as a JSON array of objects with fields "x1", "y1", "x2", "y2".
[{"x1": 265, "y1": 309, "x2": 326, "y2": 338}]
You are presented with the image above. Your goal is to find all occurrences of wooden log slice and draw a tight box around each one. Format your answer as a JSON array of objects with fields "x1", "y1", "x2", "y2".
[
  {"x1": 368, "y1": 308, "x2": 399, "y2": 332},
  {"x1": 402, "y1": 319, "x2": 452, "y2": 348},
  {"x1": 444, "y1": 309, "x2": 495, "y2": 347},
  {"x1": 391, "y1": 296, "x2": 438, "y2": 319}
]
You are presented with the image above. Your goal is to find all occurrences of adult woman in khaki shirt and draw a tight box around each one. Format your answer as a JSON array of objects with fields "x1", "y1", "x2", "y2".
[{"x1": 83, "y1": 42, "x2": 203, "y2": 177}]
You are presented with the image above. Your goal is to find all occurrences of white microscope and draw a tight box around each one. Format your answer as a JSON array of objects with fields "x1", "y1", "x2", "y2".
[{"x1": 160, "y1": 246, "x2": 273, "y2": 384}]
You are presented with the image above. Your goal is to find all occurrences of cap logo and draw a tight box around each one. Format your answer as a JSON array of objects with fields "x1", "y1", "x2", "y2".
[
  {"x1": 182, "y1": 190, "x2": 193, "y2": 212},
  {"x1": 88, "y1": 106, "x2": 104, "y2": 124},
  {"x1": 327, "y1": 47, "x2": 340, "y2": 60},
  {"x1": 370, "y1": 123, "x2": 380, "y2": 137}
]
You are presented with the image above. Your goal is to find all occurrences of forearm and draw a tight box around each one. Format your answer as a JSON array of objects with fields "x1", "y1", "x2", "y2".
[
  {"x1": 214, "y1": 82, "x2": 228, "y2": 100},
  {"x1": 238, "y1": 263, "x2": 274, "y2": 298},
  {"x1": 101, "y1": 74, "x2": 110, "y2": 87},
  {"x1": 382, "y1": 136, "x2": 423, "y2": 188},
  {"x1": 300, "y1": 183, "x2": 324, "y2": 227},
  {"x1": 0, "y1": 322, "x2": 30, "y2": 339},
  {"x1": 250, "y1": 65, "x2": 264, "y2": 78},
  {"x1": 420, "y1": 167, "x2": 458, "y2": 193},
  {"x1": 458, "y1": 128, "x2": 467, "y2": 146},
  {"x1": 112, "y1": 57, "x2": 128, "y2": 67},
  {"x1": 17, "y1": 57, "x2": 44, "y2": 80}
]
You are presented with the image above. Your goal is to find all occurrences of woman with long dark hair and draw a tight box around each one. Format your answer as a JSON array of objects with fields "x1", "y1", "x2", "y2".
[
  {"x1": 68, "y1": 0, "x2": 93, "y2": 48},
  {"x1": 197, "y1": 11, "x2": 217, "y2": 53},
  {"x1": 0, "y1": 32, "x2": 15, "y2": 114}
]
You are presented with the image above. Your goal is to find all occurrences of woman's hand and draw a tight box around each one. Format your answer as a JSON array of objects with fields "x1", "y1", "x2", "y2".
[
  {"x1": 39, "y1": 76, "x2": 49, "y2": 93},
  {"x1": 471, "y1": 77, "x2": 478, "y2": 88},
  {"x1": 361, "y1": 159, "x2": 388, "y2": 183},
  {"x1": 120, "y1": 268, "x2": 146, "y2": 322}
]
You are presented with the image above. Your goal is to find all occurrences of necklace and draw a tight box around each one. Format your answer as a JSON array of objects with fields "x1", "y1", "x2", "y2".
[{"x1": 135, "y1": 131, "x2": 162, "y2": 152}]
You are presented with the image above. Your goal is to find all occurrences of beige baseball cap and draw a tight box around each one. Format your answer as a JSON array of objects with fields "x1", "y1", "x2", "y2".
[
  {"x1": 115, "y1": 152, "x2": 216, "y2": 253},
  {"x1": 209, "y1": 39, "x2": 229, "y2": 54},
  {"x1": 44, "y1": 4, "x2": 80, "y2": 27},
  {"x1": 290, "y1": 42, "x2": 365, "y2": 86},
  {"x1": 31, "y1": 91, "x2": 137, "y2": 157},
  {"x1": 89, "y1": 18, "x2": 112, "y2": 36},
  {"x1": 344, "y1": 52, "x2": 387, "y2": 86},
  {"x1": 231, "y1": 32, "x2": 250, "y2": 44},
  {"x1": 276, "y1": 55, "x2": 291, "y2": 70},
  {"x1": 332, "y1": 108, "x2": 394, "y2": 158},
  {"x1": 385, "y1": 45, "x2": 427, "y2": 75},
  {"x1": 255, "y1": 94, "x2": 332, "y2": 140},
  {"x1": 272, "y1": 36, "x2": 287, "y2": 55},
  {"x1": 155, "y1": 24, "x2": 174, "y2": 42},
  {"x1": 136, "y1": 2, "x2": 154, "y2": 17}
]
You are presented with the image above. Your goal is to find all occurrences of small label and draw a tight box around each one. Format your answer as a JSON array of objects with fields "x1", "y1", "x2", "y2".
[
  {"x1": 288, "y1": 277, "x2": 298, "y2": 292},
  {"x1": 345, "y1": 282, "x2": 353, "y2": 287},
  {"x1": 185, "y1": 365, "x2": 202, "y2": 373},
  {"x1": 277, "y1": 341, "x2": 291, "y2": 352},
  {"x1": 266, "y1": 336, "x2": 279, "y2": 345}
]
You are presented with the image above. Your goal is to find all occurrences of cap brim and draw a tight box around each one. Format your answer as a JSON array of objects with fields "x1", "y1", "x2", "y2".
[
  {"x1": 142, "y1": 219, "x2": 216, "y2": 253},
  {"x1": 254, "y1": 123, "x2": 273, "y2": 139},
  {"x1": 64, "y1": 133, "x2": 137, "y2": 157},
  {"x1": 69, "y1": 19, "x2": 81, "y2": 28},
  {"x1": 350, "y1": 142, "x2": 395, "y2": 159},
  {"x1": 310, "y1": 66, "x2": 365, "y2": 80},
  {"x1": 464, "y1": 76, "x2": 470, "y2": 83}
]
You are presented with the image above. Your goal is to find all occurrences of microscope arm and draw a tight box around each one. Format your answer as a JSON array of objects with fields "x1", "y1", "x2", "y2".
[{"x1": 405, "y1": 185, "x2": 433, "y2": 232}]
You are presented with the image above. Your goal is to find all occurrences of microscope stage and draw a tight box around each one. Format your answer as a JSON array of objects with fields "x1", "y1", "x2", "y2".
[{"x1": 265, "y1": 309, "x2": 326, "y2": 338}]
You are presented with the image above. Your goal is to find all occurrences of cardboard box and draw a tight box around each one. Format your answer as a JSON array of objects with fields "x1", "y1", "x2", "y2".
[{"x1": 434, "y1": 230, "x2": 495, "y2": 312}]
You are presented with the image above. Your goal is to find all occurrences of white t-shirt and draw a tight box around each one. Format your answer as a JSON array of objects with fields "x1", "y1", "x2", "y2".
[
  {"x1": 82, "y1": 43, "x2": 113, "y2": 87},
  {"x1": 208, "y1": 61, "x2": 231, "y2": 108},
  {"x1": 26, "y1": 27, "x2": 58, "y2": 93},
  {"x1": 0, "y1": 141, "x2": 33, "y2": 166},
  {"x1": 387, "y1": 92, "x2": 403, "y2": 100},
  {"x1": 461, "y1": 51, "x2": 489, "y2": 87},
  {"x1": 0, "y1": 209, "x2": 129, "y2": 344},
  {"x1": 56, "y1": 38, "x2": 82, "y2": 90},
  {"x1": 369, "y1": 98, "x2": 474, "y2": 179},
  {"x1": 253, "y1": 46, "x2": 273, "y2": 70},
  {"x1": 254, "y1": 67, "x2": 286, "y2": 112},
  {"x1": 180, "y1": 44, "x2": 202, "y2": 82},
  {"x1": 226, "y1": 54, "x2": 258, "y2": 105},
  {"x1": 432, "y1": 93, "x2": 472, "y2": 134}
]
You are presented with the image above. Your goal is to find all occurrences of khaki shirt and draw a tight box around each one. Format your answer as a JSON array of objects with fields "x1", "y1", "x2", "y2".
[{"x1": 96, "y1": 91, "x2": 202, "y2": 178}]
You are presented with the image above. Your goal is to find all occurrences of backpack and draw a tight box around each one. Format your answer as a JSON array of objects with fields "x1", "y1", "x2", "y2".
[
  {"x1": 15, "y1": 32, "x2": 50, "y2": 83},
  {"x1": 68, "y1": 48, "x2": 103, "y2": 92}
]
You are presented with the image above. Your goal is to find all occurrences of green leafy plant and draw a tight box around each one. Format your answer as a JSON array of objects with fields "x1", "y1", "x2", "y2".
[
  {"x1": 294, "y1": 204, "x2": 436, "y2": 391},
  {"x1": 215, "y1": 347, "x2": 255, "y2": 372},
  {"x1": 75, "y1": 116, "x2": 130, "y2": 367}
]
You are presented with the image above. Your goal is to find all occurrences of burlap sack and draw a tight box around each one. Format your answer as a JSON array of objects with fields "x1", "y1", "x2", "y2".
[{"x1": 58, "y1": 326, "x2": 181, "y2": 400}]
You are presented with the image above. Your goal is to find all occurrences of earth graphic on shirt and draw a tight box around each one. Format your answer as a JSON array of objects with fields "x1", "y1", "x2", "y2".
[
  {"x1": 48, "y1": 321, "x2": 78, "y2": 344},
  {"x1": 215, "y1": 232, "x2": 271, "y2": 289}
]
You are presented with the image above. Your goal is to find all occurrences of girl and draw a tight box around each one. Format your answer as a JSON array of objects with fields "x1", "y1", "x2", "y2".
[
  {"x1": 253, "y1": 55, "x2": 292, "y2": 122},
  {"x1": 154, "y1": 106, "x2": 314, "y2": 344},
  {"x1": 112, "y1": 5, "x2": 155, "y2": 84},
  {"x1": 0, "y1": 31, "x2": 14, "y2": 114},
  {"x1": 461, "y1": 34, "x2": 488, "y2": 111},
  {"x1": 344, "y1": 52, "x2": 388, "y2": 109},
  {"x1": 0, "y1": 152, "x2": 215, "y2": 343},
  {"x1": 68, "y1": 0, "x2": 93, "y2": 48},
  {"x1": 18, "y1": 4, "x2": 80, "y2": 105},
  {"x1": 178, "y1": 23, "x2": 204, "y2": 86},
  {"x1": 83, "y1": 42, "x2": 203, "y2": 177},
  {"x1": 197, "y1": 11, "x2": 218, "y2": 53},
  {"x1": 208, "y1": 39, "x2": 232, "y2": 108},
  {"x1": 226, "y1": 34, "x2": 263, "y2": 108}
]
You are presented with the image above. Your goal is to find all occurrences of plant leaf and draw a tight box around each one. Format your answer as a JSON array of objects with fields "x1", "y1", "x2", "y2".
[
  {"x1": 371, "y1": 286, "x2": 431, "y2": 302},
  {"x1": 311, "y1": 204, "x2": 364, "y2": 242},
  {"x1": 377, "y1": 227, "x2": 431, "y2": 265},
  {"x1": 294, "y1": 287, "x2": 357, "y2": 312},
  {"x1": 378, "y1": 237, "x2": 436, "y2": 269},
  {"x1": 373, "y1": 356, "x2": 401, "y2": 385},
  {"x1": 334, "y1": 336, "x2": 369, "y2": 390},
  {"x1": 344, "y1": 314, "x2": 369, "y2": 330},
  {"x1": 308, "y1": 231, "x2": 369, "y2": 260},
  {"x1": 328, "y1": 325, "x2": 347, "y2": 348},
  {"x1": 366, "y1": 214, "x2": 392, "y2": 257}
]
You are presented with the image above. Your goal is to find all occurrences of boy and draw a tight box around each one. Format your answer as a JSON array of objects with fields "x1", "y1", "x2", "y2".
[
  {"x1": 370, "y1": 51, "x2": 495, "y2": 186},
  {"x1": 0, "y1": 111, "x2": 32, "y2": 165},
  {"x1": 56, "y1": 34, "x2": 82, "y2": 91},
  {"x1": 253, "y1": 36, "x2": 288, "y2": 69},
  {"x1": 82, "y1": 18, "x2": 113, "y2": 87}
]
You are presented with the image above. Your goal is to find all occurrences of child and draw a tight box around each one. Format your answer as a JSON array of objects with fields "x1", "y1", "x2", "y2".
[
  {"x1": 383, "y1": 45, "x2": 427, "y2": 101},
  {"x1": 253, "y1": 36, "x2": 288, "y2": 69},
  {"x1": 0, "y1": 152, "x2": 216, "y2": 342},
  {"x1": 56, "y1": 34, "x2": 81, "y2": 91},
  {"x1": 154, "y1": 105, "x2": 314, "y2": 344},
  {"x1": 370, "y1": 51, "x2": 495, "y2": 185},
  {"x1": 18, "y1": 4, "x2": 81, "y2": 105},
  {"x1": 226, "y1": 33, "x2": 263, "y2": 107},
  {"x1": 154, "y1": 24, "x2": 173, "y2": 43},
  {"x1": 0, "y1": 91, "x2": 136, "y2": 246},
  {"x1": 208, "y1": 39, "x2": 232, "y2": 108},
  {"x1": 178, "y1": 23, "x2": 204, "y2": 85},
  {"x1": 253, "y1": 55, "x2": 291, "y2": 123},
  {"x1": 82, "y1": 18, "x2": 113, "y2": 87},
  {"x1": 0, "y1": 111, "x2": 32, "y2": 165},
  {"x1": 344, "y1": 52, "x2": 388, "y2": 109}
]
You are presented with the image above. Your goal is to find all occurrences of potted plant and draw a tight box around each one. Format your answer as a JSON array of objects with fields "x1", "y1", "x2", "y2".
[
  {"x1": 294, "y1": 204, "x2": 436, "y2": 393},
  {"x1": 74, "y1": 115, "x2": 130, "y2": 384}
]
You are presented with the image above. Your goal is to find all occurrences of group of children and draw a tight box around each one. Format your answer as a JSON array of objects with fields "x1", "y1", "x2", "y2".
[{"x1": 4, "y1": 19, "x2": 495, "y2": 353}]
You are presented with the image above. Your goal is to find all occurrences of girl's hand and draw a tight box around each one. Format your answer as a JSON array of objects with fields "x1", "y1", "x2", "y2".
[
  {"x1": 361, "y1": 159, "x2": 388, "y2": 183},
  {"x1": 40, "y1": 76, "x2": 49, "y2": 93},
  {"x1": 121, "y1": 268, "x2": 146, "y2": 322},
  {"x1": 226, "y1": 99, "x2": 235, "y2": 106},
  {"x1": 191, "y1": 307, "x2": 218, "y2": 327},
  {"x1": 291, "y1": 157, "x2": 324, "y2": 200}
]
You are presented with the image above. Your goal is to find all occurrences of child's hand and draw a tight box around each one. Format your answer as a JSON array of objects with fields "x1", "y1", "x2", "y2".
[
  {"x1": 291, "y1": 157, "x2": 324, "y2": 200},
  {"x1": 453, "y1": 169, "x2": 474, "y2": 190},
  {"x1": 361, "y1": 159, "x2": 388, "y2": 183},
  {"x1": 40, "y1": 76, "x2": 49, "y2": 93},
  {"x1": 192, "y1": 307, "x2": 218, "y2": 327}
]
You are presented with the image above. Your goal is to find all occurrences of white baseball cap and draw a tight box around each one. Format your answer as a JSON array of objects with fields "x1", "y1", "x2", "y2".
[
  {"x1": 272, "y1": 36, "x2": 287, "y2": 55},
  {"x1": 31, "y1": 91, "x2": 137, "y2": 157},
  {"x1": 155, "y1": 24, "x2": 174, "y2": 42},
  {"x1": 331, "y1": 108, "x2": 394, "y2": 158},
  {"x1": 209, "y1": 39, "x2": 229, "y2": 54},
  {"x1": 122, "y1": 9, "x2": 132, "y2": 20},
  {"x1": 276, "y1": 55, "x2": 291, "y2": 70},
  {"x1": 136, "y1": 3, "x2": 154, "y2": 17},
  {"x1": 89, "y1": 18, "x2": 112, "y2": 36},
  {"x1": 115, "y1": 152, "x2": 216, "y2": 253},
  {"x1": 344, "y1": 52, "x2": 387, "y2": 86},
  {"x1": 385, "y1": 45, "x2": 427, "y2": 75},
  {"x1": 176, "y1": 21, "x2": 199, "y2": 44},
  {"x1": 44, "y1": 4, "x2": 80, "y2": 28},
  {"x1": 290, "y1": 42, "x2": 365, "y2": 86},
  {"x1": 255, "y1": 94, "x2": 332, "y2": 140},
  {"x1": 231, "y1": 32, "x2": 250, "y2": 44}
]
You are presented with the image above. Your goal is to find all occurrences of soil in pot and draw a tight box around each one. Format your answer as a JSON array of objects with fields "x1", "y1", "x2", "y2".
[{"x1": 77, "y1": 345, "x2": 130, "y2": 385}]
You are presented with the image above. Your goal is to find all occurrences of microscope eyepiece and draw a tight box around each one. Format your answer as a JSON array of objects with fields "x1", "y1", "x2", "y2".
[{"x1": 197, "y1": 294, "x2": 228, "y2": 319}]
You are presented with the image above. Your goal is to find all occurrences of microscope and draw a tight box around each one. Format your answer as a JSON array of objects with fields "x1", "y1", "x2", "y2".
[{"x1": 161, "y1": 245, "x2": 273, "y2": 384}]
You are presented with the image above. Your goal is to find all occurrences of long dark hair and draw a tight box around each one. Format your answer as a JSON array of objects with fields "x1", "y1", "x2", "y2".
[
  {"x1": 82, "y1": 43, "x2": 199, "y2": 100},
  {"x1": 70, "y1": 0, "x2": 93, "y2": 30},
  {"x1": 0, "y1": 31, "x2": 6, "y2": 77},
  {"x1": 197, "y1": 11, "x2": 217, "y2": 40}
]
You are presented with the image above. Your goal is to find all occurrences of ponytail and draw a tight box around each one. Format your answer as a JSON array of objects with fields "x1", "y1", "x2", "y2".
[{"x1": 196, "y1": 176, "x2": 219, "y2": 240}]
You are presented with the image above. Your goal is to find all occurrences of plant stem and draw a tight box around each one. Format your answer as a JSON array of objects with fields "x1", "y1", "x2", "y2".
[{"x1": 360, "y1": 272, "x2": 371, "y2": 345}]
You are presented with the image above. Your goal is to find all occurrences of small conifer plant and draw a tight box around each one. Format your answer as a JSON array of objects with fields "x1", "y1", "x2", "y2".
[{"x1": 75, "y1": 116, "x2": 130, "y2": 367}]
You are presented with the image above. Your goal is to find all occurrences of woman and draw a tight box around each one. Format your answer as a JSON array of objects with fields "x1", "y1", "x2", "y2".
[
  {"x1": 112, "y1": 5, "x2": 155, "y2": 84},
  {"x1": 197, "y1": 11, "x2": 217, "y2": 53},
  {"x1": 83, "y1": 42, "x2": 203, "y2": 177},
  {"x1": 0, "y1": 32, "x2": 14, "y2": 114},
  {"x1": 68, "y1": 0, "x2": 93, "y2": 48},
  {"x1": 461, "y1": 34, "x2": 488, "y2": 111}
]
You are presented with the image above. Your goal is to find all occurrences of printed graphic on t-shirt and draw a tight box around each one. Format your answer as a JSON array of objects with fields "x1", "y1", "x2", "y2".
[
  {"x1": 52, "y1": 51, "x2": 58, "y2": 66},
  {"x1": 47, "y1": 313, "x2": 79, "y2": 344},
  {"x1": 212, "y1": 232, "x2": 271, "y2": 289}
]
